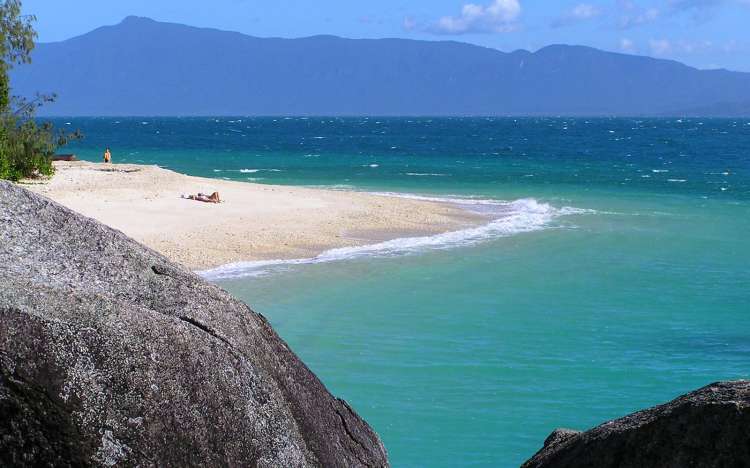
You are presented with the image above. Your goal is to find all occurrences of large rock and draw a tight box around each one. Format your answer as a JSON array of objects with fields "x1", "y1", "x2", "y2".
[
  {"x1": 0, "y1": 181, "x2": 388, "y2": 467},
  {"x1": 523, "y1": 380, "x2": 750, "y2": 468}
]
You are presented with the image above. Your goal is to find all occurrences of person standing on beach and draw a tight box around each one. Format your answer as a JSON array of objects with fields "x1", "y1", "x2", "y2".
[{"x1": 103, "y1": 148, "x2": 112, "y2": 163}]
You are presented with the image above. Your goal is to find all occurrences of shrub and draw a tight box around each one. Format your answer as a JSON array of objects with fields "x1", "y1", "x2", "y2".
[{"x1": 0, "y1": 117, "x2": 55, "y2": 181}]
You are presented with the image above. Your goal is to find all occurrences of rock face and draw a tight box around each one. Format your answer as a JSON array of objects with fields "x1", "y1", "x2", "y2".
[
  {"x1": 523, "y1": 380, "x2": 750, "y2": 468},
  {"x1": 0, "y1": 181, "x2": 388, "y2": 467}
]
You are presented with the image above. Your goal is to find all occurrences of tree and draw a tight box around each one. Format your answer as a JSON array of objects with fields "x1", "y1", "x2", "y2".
[
  {"x1": 0, "y1": 0, "x2": 78, "y2": 181},
  {"x1": 0, "y1": 0, "x2": 35, "y2": 112}
]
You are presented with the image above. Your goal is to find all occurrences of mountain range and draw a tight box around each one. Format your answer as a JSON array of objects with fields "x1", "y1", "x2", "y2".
[{"x1": 13, "y1": 16, "x2": 750, "y2": 116}]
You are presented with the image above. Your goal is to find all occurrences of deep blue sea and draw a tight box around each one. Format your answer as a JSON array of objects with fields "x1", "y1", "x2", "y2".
[{"x1": 58, "y1": 117, "x2": 750, "y2": 467}]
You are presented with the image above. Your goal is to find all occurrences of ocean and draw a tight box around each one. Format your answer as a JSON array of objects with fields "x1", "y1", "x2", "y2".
[{"x1": 57, "y1": 117, "x2": 750, "y2": 467}]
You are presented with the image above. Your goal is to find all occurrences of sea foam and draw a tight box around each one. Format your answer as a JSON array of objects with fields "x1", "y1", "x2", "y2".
[{"x1": 198, "y1": 195, "x2": 591, "y2": 281}]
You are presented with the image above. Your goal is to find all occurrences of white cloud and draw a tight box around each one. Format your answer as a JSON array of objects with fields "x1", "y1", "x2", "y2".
[
  {"x1": 668, "y1": 0, "x2": 723, "y2": 12},
  {"x1": 570, "y1": 3, "x2": 602, "y2": 19},
  {"x1": 679, "y1": 39, "x2": 713, "y2": 53},
  {"x1": 723, "y1": 39, "x2": 739, "y2": 52},
  {"x1": 618, "y1": 0, "x2": 661, "y2": 28},
  {"x1": 403, "y1": 16, "x2": 417, "y2": 31},
  {"x1": 648, "y1": 38, "x2": 728, "y2": 57},
  {"x1": 620, "y1": 38, "x2": 637, "y2": 53},
  {"x1": 622, "y1": 9, "x2": 661, "y2": 27},
  {"x1": 649, "y1": 39, "x2": 673, "y2": 55},
  {"x1": 552, "y1": 3, "x2": 602, "y2": 27},
  {"x1": 667, "y1": 0, "x2": 728, "y2": 23},
  {"x1": 620, "y1": 0, "x2": 732, "y2": 27},
  {"x1": 430, "y1": 0, "x2": 521, "y2": 34},
  {"x1": 620, "y1": 38, "x2": 722, "y2": 57}
]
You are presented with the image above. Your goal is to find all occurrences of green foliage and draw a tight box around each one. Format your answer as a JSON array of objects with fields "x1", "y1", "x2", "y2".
[
  {"x1": 0, "y1": 0, "x2": 80, "y2": 182},
  {"x1": 0, "y1": 112, "x2": 79, "y2": 181},
  {"x1": 0, "y1": 0, "x2": 35, "y2": 112},
  {"x1": 0, "y1": 120, "x2": 52, "y2": 181}
]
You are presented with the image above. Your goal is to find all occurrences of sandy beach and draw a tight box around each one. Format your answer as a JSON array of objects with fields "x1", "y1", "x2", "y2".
[{"x1": 23, "y1": 161, "x2": 484, "y2": 270}]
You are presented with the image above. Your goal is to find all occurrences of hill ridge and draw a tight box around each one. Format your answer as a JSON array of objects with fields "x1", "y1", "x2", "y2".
[{"x1": 14, "y1": 16, "x2": 750, "y2": 116}]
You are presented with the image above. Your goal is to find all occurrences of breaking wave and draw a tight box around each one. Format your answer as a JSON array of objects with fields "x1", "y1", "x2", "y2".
[{"x1": 198, "y1": 195, "x2": 592, "y2": 281}]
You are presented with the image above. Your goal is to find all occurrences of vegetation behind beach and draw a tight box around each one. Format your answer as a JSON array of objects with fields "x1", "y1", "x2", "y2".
[{"x1": 0, "y1": 0, "x2": 76, "y2": 181}]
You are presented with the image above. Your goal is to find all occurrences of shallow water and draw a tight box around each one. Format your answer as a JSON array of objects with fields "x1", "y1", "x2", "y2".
[{"x1": 60, "y1": 117, "x2": 750, "y2": 466}]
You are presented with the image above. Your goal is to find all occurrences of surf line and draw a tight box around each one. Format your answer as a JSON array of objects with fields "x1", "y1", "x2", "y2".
[{"x1": 198, "y1": 196, "x2": 591, "y2": 281}]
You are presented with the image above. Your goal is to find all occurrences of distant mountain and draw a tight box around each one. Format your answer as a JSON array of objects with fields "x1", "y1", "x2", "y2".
[
  {"x1": 668, "y1": 101, "x2": 750, "y2": 117},
  {"x1": 13, "y1": 16, "x2": 750, "y2": 116}
]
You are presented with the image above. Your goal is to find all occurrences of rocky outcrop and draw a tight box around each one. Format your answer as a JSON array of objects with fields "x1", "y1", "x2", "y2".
[
  {"x1": 523, "y1": 380, "x2": 750, "y2": 468},
  {"x1": 0, "y1": 181, "x2": 388, "y2": 467}
]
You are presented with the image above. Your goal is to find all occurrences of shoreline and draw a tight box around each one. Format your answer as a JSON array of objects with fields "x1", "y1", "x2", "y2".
[{"x1": 24, "y1": 161, "x2": 488, "y2": 270}]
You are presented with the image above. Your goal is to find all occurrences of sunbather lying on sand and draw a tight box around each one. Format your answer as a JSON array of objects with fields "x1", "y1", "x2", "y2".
[{"x1": 182, "y1": 192, "x2": 221, "y2": 203}]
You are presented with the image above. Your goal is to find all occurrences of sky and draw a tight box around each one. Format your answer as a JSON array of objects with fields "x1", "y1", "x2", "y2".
[{"x1": 22, "y1": 0, "x2": 750, "y2": 72}]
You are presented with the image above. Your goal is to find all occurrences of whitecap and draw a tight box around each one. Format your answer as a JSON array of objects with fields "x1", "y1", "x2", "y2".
[
  {"x1": 199, "y1": 197, "x2": 593, "y2": 280},
  {"x1": 372, "y1": 192, "x2": 507, "y2": 206},
  {"x1": 312, "y1": 184, "x2": 355, "y2": 190},
  {"x1": 235, "y1": 168, "x2": 282, "y2": 173},
  {"x1": 405, "y1": 173, "x2": 450, "y2": 177}
]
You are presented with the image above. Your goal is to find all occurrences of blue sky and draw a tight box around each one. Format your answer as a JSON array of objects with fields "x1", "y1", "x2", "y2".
[{"x1": 23, "y1": 0, "x2": 750, "y2": 71}]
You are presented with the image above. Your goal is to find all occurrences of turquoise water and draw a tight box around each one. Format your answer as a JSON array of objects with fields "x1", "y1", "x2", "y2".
[{"x1": 59, "y1": 117, "x2": 750, "y2": 466}]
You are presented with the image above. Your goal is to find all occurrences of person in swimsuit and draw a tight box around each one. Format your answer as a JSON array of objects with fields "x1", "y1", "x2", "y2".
[
  {"x1": 103, "y1": 148, "x2": 112, "y2": 163},
  {"x1": 183, "y1": 192, "x2": 221, "y2": 203}
]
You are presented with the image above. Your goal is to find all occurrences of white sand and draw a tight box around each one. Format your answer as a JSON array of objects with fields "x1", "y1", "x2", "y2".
[{"x1": 24, "y1": 161, "x2": 484, "y2": 270}]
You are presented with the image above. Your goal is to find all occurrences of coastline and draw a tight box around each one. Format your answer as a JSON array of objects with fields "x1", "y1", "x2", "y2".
[{"x1": 24, "y1": 161, "x2": 487, "y2": 270}]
